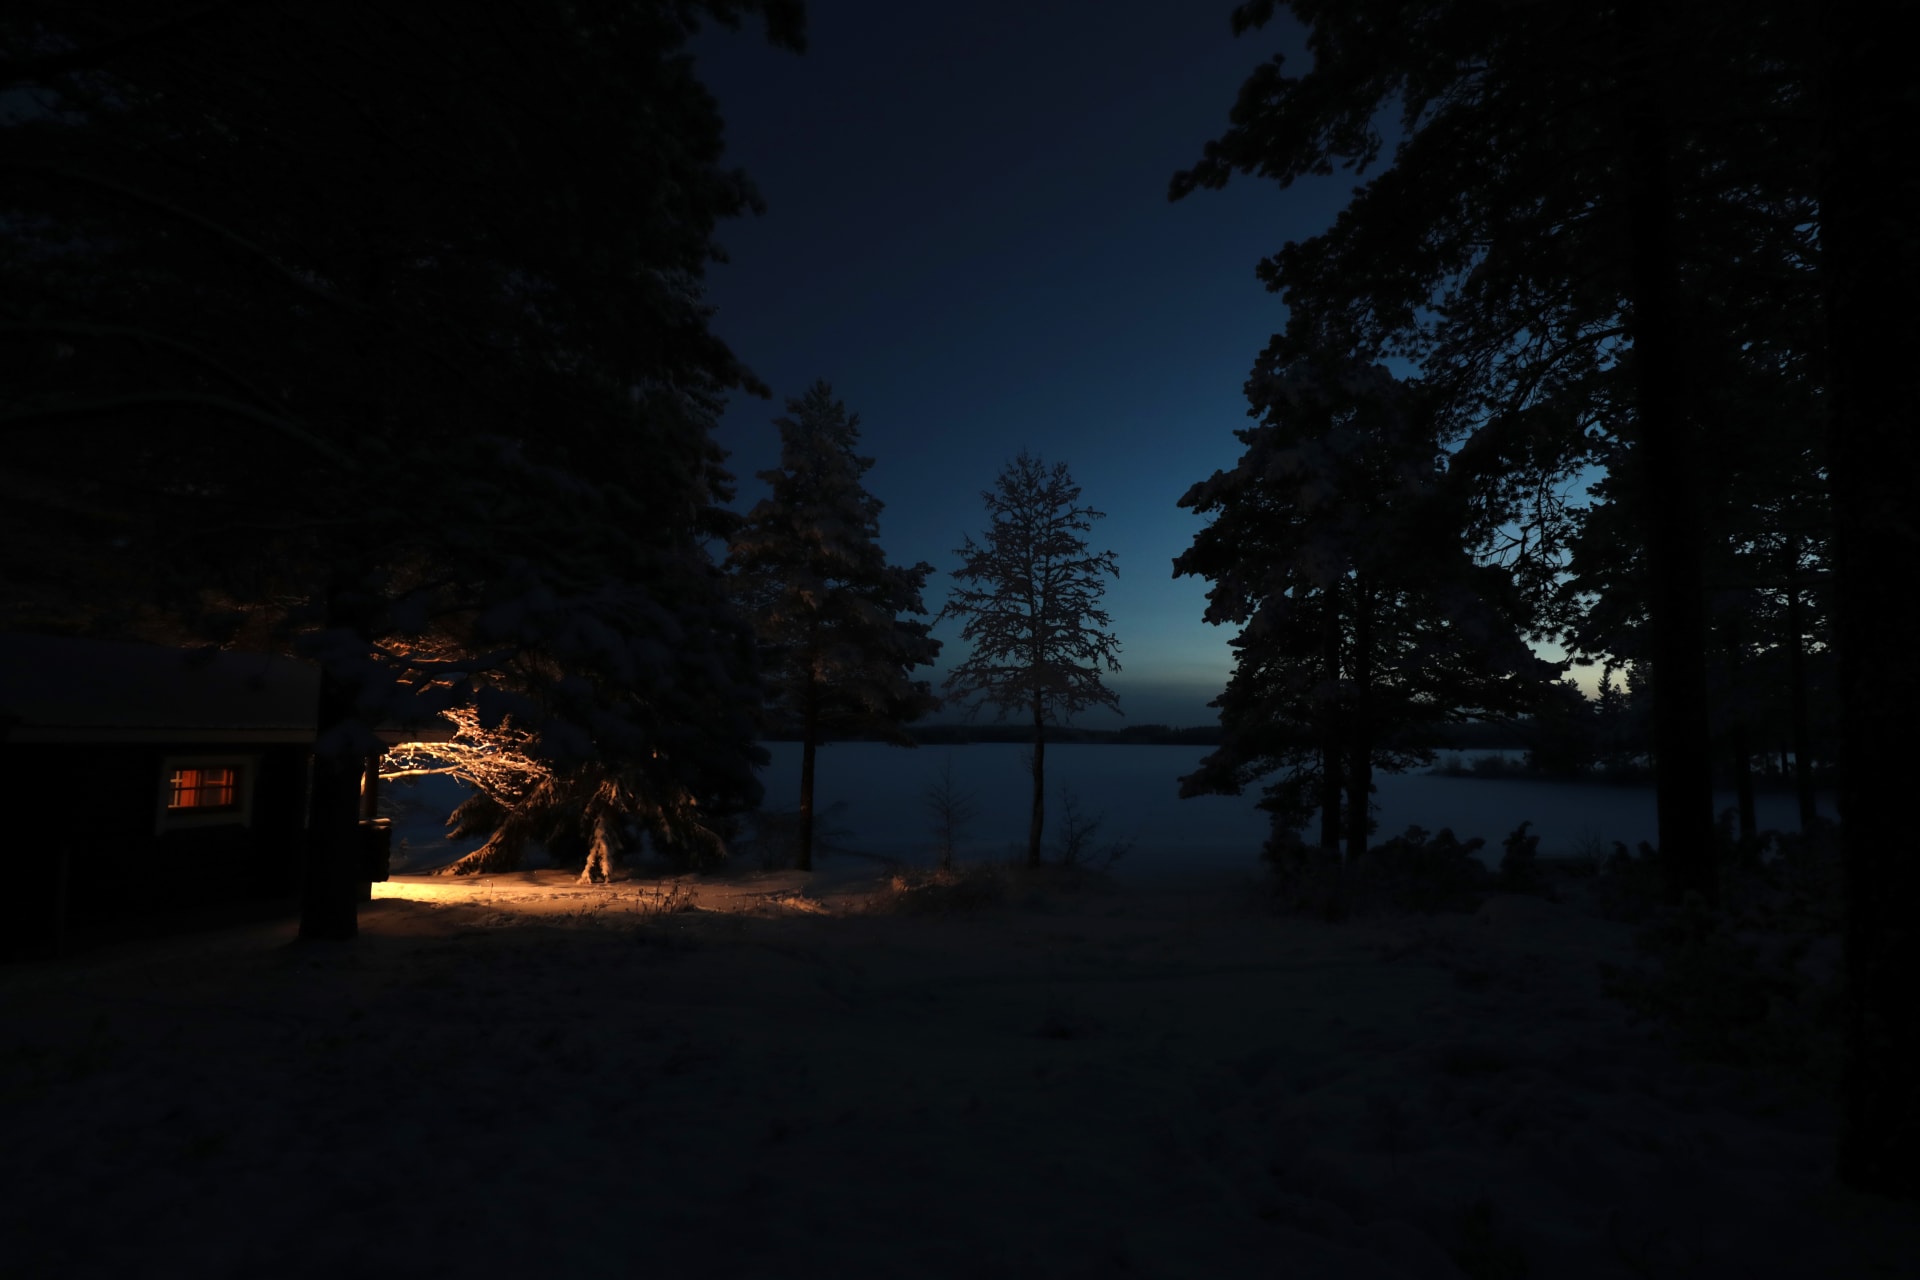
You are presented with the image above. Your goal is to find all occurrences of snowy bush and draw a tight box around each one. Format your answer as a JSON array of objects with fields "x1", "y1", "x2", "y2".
[
  {"x1": 921, "y1": 755, "x2": 982, "y2": 871},
  {"x1": 1261, "y1": 828, "x2": 1353, "y2": 921},
  {"x1": 1496, "y1": 820, "x2": 1542, "y2": 893},
  {"x1": 1357, "y1": 825, "x2": 1493, "y2": 914},
  {"x1": 1263, "y1": 823, "x2": 1495, "y2": 918},
  {"x1": 1599, "y1": 825, "x2": 1845, "y2": 1094},
  {"x1": 1046, "y1": 784, "x2": 1132, "y2": 870},
  {"x1": 1591, "y1": 840, "x2": 1664, "y2": 923},
  {"x1": 870, "y1": 865, "x2": 1007, "y2": 915}
]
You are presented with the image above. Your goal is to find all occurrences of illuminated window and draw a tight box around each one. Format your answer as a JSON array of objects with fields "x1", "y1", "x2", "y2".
[{"x1": 168, "y1": 765, "x2": 241, "y2": 811}]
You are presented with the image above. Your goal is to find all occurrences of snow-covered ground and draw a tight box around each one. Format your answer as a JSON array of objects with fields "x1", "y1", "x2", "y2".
[{"x1": 4, "y1": 861, "x2": 1911, "y2": 1277}]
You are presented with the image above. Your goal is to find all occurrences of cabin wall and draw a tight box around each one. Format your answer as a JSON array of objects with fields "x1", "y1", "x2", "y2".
[{"x1": 1, "y1": 741, "x2": 312, "y2": 960}]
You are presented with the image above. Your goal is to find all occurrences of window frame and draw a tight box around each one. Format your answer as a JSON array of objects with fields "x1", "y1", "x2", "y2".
[{"x1": 155, "y1": 754, "x2": 256, "y2": 833}]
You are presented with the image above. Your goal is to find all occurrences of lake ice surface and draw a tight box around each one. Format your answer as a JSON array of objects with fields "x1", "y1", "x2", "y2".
[
  {"x1": 383, "y1": 743, "x2": 1837, "y2": 878},
  {"x1": 742, "y1": 742, "x2": 1838, "y2": 879}
]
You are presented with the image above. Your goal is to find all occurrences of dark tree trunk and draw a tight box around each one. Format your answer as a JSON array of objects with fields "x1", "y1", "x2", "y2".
[
  {"x1": 358, "y1": 751, "x2": 382, "y2": 902},
  {"x1": 1825, "y1": 0, "x2": 1920, "y2": 1199},
  {"x1": 1725, "y1": 614, "x2": 1757, "y2": 854},
  {"x1": 1784, "y1": 555, "x2": 1819, "y2": 832},
  {"x1": 1344, "y1": 582, "x2": 1373, "y2": 865},
  {"x1": 798, "y1": 673, "x2": 818, "y2": 873},
  {"x1": 300, "y1": 659, "x2": 362, "y2": 941},
  {"x1": 302, "y1": 202, "x2": 388, "y2": 939},
  {"x1": 1027, "y1": 696, "x2": 1045, "y2": 868},
  {"x1": 1731, "y1": 722, "x2": 1757, "y2": 853},
  {"x1": 1621, "y1": 3, "x2": 1717, "y2": 906},
  {"x1": 1319, "y1": 742, "x2": 1343, "y2": 853},
  {"x1": 1319, "y1": 584, "x2": 1343, "y2": 854},
  {"x1": 1344, "y1": 747, "x2": 1372, "y2": 867}
]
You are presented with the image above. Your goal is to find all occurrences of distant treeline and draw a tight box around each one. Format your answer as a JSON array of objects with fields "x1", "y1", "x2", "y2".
[{"x1": 756, "y1": 718, "x2": 1530, "y2": 749}]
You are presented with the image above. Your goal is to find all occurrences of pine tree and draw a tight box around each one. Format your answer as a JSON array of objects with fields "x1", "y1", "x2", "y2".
[
  {"x1": 725, "y1": 381, "x2": 942, "y2": 871},
  {"x1": 1175, "y1": 354, "x2": 1554, "y2": 861},
  {"x1": 1172, "y1": 0, "x2": 1824, "y2": 907},
  {"x1": 940, "y1": 451, "x2": 1121, "y2": 868},
  {"x1": 0, "y1": 0, "x2": 803, "y2": 934}
]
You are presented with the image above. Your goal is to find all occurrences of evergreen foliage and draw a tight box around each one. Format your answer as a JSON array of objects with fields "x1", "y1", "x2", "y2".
[
  {"x1": 1174, "y1": 354, "x2": 1557, "y2": 859},
  {"x1": 0, "y1": 0, "x2": 801, "y2": 926},
  {"x1": 1173, "y1": 0, "x2": 1824, "y2": 908},
  {"x1": 725, "y1": 380, "x2": 942, "y2": 870},
  {"x1": 1180, "y1": 2, "x2": 1914, "y2": 1195}
]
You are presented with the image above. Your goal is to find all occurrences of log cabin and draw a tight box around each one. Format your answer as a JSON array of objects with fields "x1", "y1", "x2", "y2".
[{"x1": 0, "y1": 633, "x2": 448, "y2": 959}]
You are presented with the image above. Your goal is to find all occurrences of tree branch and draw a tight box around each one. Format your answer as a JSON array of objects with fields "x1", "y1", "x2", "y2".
[
  {"x1": 2, "y1": 318, "x2": 293, "y2": 420},
  {"x1": 6, "y1": 163, "x2": 370, "y2": 314},
  {"x1": 0, "y1": 391, "x2": 352, "y2": 464},
  {"x1": 0, "y1": 0, "x2": 266, "y2": 85}
]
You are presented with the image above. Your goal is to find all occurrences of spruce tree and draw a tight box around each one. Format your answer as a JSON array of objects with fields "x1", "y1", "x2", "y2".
[
  {"x1": 725, "y1": 381, "x2": 942, "y2": 871},
  {"x1": 1175, "y1": 354, "x2": 1554, "y2": 861},
  {"x1": 0, "y1": 0, "x2": 802, "y2": 933},
  {"x1": 1172, "y1": 0, "x2": 1822, "y2": 907},
  {"x1": 940, "y1": 451, "x2": 1121, "y2": 868}
]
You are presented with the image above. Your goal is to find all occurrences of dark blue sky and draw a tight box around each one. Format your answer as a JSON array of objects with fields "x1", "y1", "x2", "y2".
[{"x1": 687, "y1": 3, "x2": 1385, "y2": 728}]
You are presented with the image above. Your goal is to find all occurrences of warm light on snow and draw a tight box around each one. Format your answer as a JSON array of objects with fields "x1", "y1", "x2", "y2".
[
  {"x1": 370, "y1": 873, "x2": 672, "y2": 914},
  {"x1": 368, "y1": 870, "x2": 826, "y2": 918}
]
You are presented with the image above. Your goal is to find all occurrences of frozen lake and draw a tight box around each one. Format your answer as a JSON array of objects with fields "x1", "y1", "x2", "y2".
[
  {"x1": 385, "y1": 743, "x2": 1836, "y2": 879},
  {"x1": 750, "y1": 741, "x2": 1838, "y2": 880}
]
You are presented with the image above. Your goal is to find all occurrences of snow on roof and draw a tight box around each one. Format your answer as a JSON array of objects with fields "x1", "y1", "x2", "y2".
[{"x1": 0, "y1": 633, "x2": 451, "y2": 745}]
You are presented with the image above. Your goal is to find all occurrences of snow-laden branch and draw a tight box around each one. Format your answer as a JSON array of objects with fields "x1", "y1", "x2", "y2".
[{"x1": 381, "y1": 703, "x2": 548, "y2": 807}]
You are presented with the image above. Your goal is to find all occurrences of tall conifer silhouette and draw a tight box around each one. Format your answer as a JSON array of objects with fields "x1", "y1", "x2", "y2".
[{"x1": 726, "y1": 381, "x2": 940, "y2": 871}]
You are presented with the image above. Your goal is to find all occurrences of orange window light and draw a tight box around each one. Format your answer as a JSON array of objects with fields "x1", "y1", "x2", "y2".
[{"x1": 168, "y1": 766, "x2": 239, "y2": 810}]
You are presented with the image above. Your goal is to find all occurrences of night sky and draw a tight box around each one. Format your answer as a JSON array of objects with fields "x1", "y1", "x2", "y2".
[{"x1": 688, "y1": 4, "x2": 1409, "y2": 728}]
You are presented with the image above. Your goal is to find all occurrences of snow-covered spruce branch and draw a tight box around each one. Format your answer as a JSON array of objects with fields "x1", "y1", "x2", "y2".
[
  {"x1": 0, "y1": 391, "x2": 350, "y2": 464},
  {"x1": 0, "y1": 319, "x2": 299, "y2": 422},
  {"x1": 381, "y1": 703, "x2": 548, "y2": 807},
  {"x1": 7, "y1": 163, "x2": 373, "y2": 317}
]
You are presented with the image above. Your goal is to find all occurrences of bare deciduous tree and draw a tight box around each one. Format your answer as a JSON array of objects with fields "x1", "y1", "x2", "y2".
[{"x1": 939, "y1": 451, "x2": 1120, "y2": 868}]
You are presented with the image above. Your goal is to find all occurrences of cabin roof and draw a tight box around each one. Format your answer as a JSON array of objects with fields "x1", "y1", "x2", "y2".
[{"x1": 0, "y1": 633, "x2": 453, "y2": 746}]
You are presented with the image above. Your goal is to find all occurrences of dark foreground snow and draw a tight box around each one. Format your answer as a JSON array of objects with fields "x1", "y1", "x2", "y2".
[{"x1": 3, "y1": 867, "x2": 1914, "y2": 1278}]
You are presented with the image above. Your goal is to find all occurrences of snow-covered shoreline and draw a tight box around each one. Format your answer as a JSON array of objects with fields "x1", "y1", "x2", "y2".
[
  {"x1": 381, "y1": 743, "x2": 1842, "y2": 881},
  {"x1": 4, "y1": 866, "x2": 1910, "y2": 1278}
]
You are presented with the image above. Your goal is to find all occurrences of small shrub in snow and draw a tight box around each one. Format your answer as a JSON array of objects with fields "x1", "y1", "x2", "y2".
[
  {"x1": 1047, "y1": 784, "x2": 1133, "y2": 870},
  {"x1": 1265, "y1": 824, "x2": 1494, "y2": 918},
  {"x1": 1591, "y1": 840, "x2": 1663, "y2": 923},
  {"x1": 629, "y1": 881, "x2": 698, "y2": 916},
  {"x1": 1560, "y1": 825, "x2": 1610, "y2": 878},
  {"x1": 1261, "y1": 829, "x2": 1353, "y2": 921},
  {"x1": 1358, "y1": 825, "x2": 1492, "y2": 914},
  {"x1": 1742, "y1": 820, "x2": 1843, "y2": 933},
  {"x1": 920, "y1": 754, "x2": 982, "y2": 871},
  {"x1": 1497, "y1": 820, "x2": 1542, "y2": 893},
  {"x1": 869, "y1": 866, "x2": 1008, "y2": 916},
  {"x1": 1469, "y1": 753, "x2": 1518, "y2": 779},
  {"x1": 1599, "y1": 828, "x2": 1844, "y2": 1094}
]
